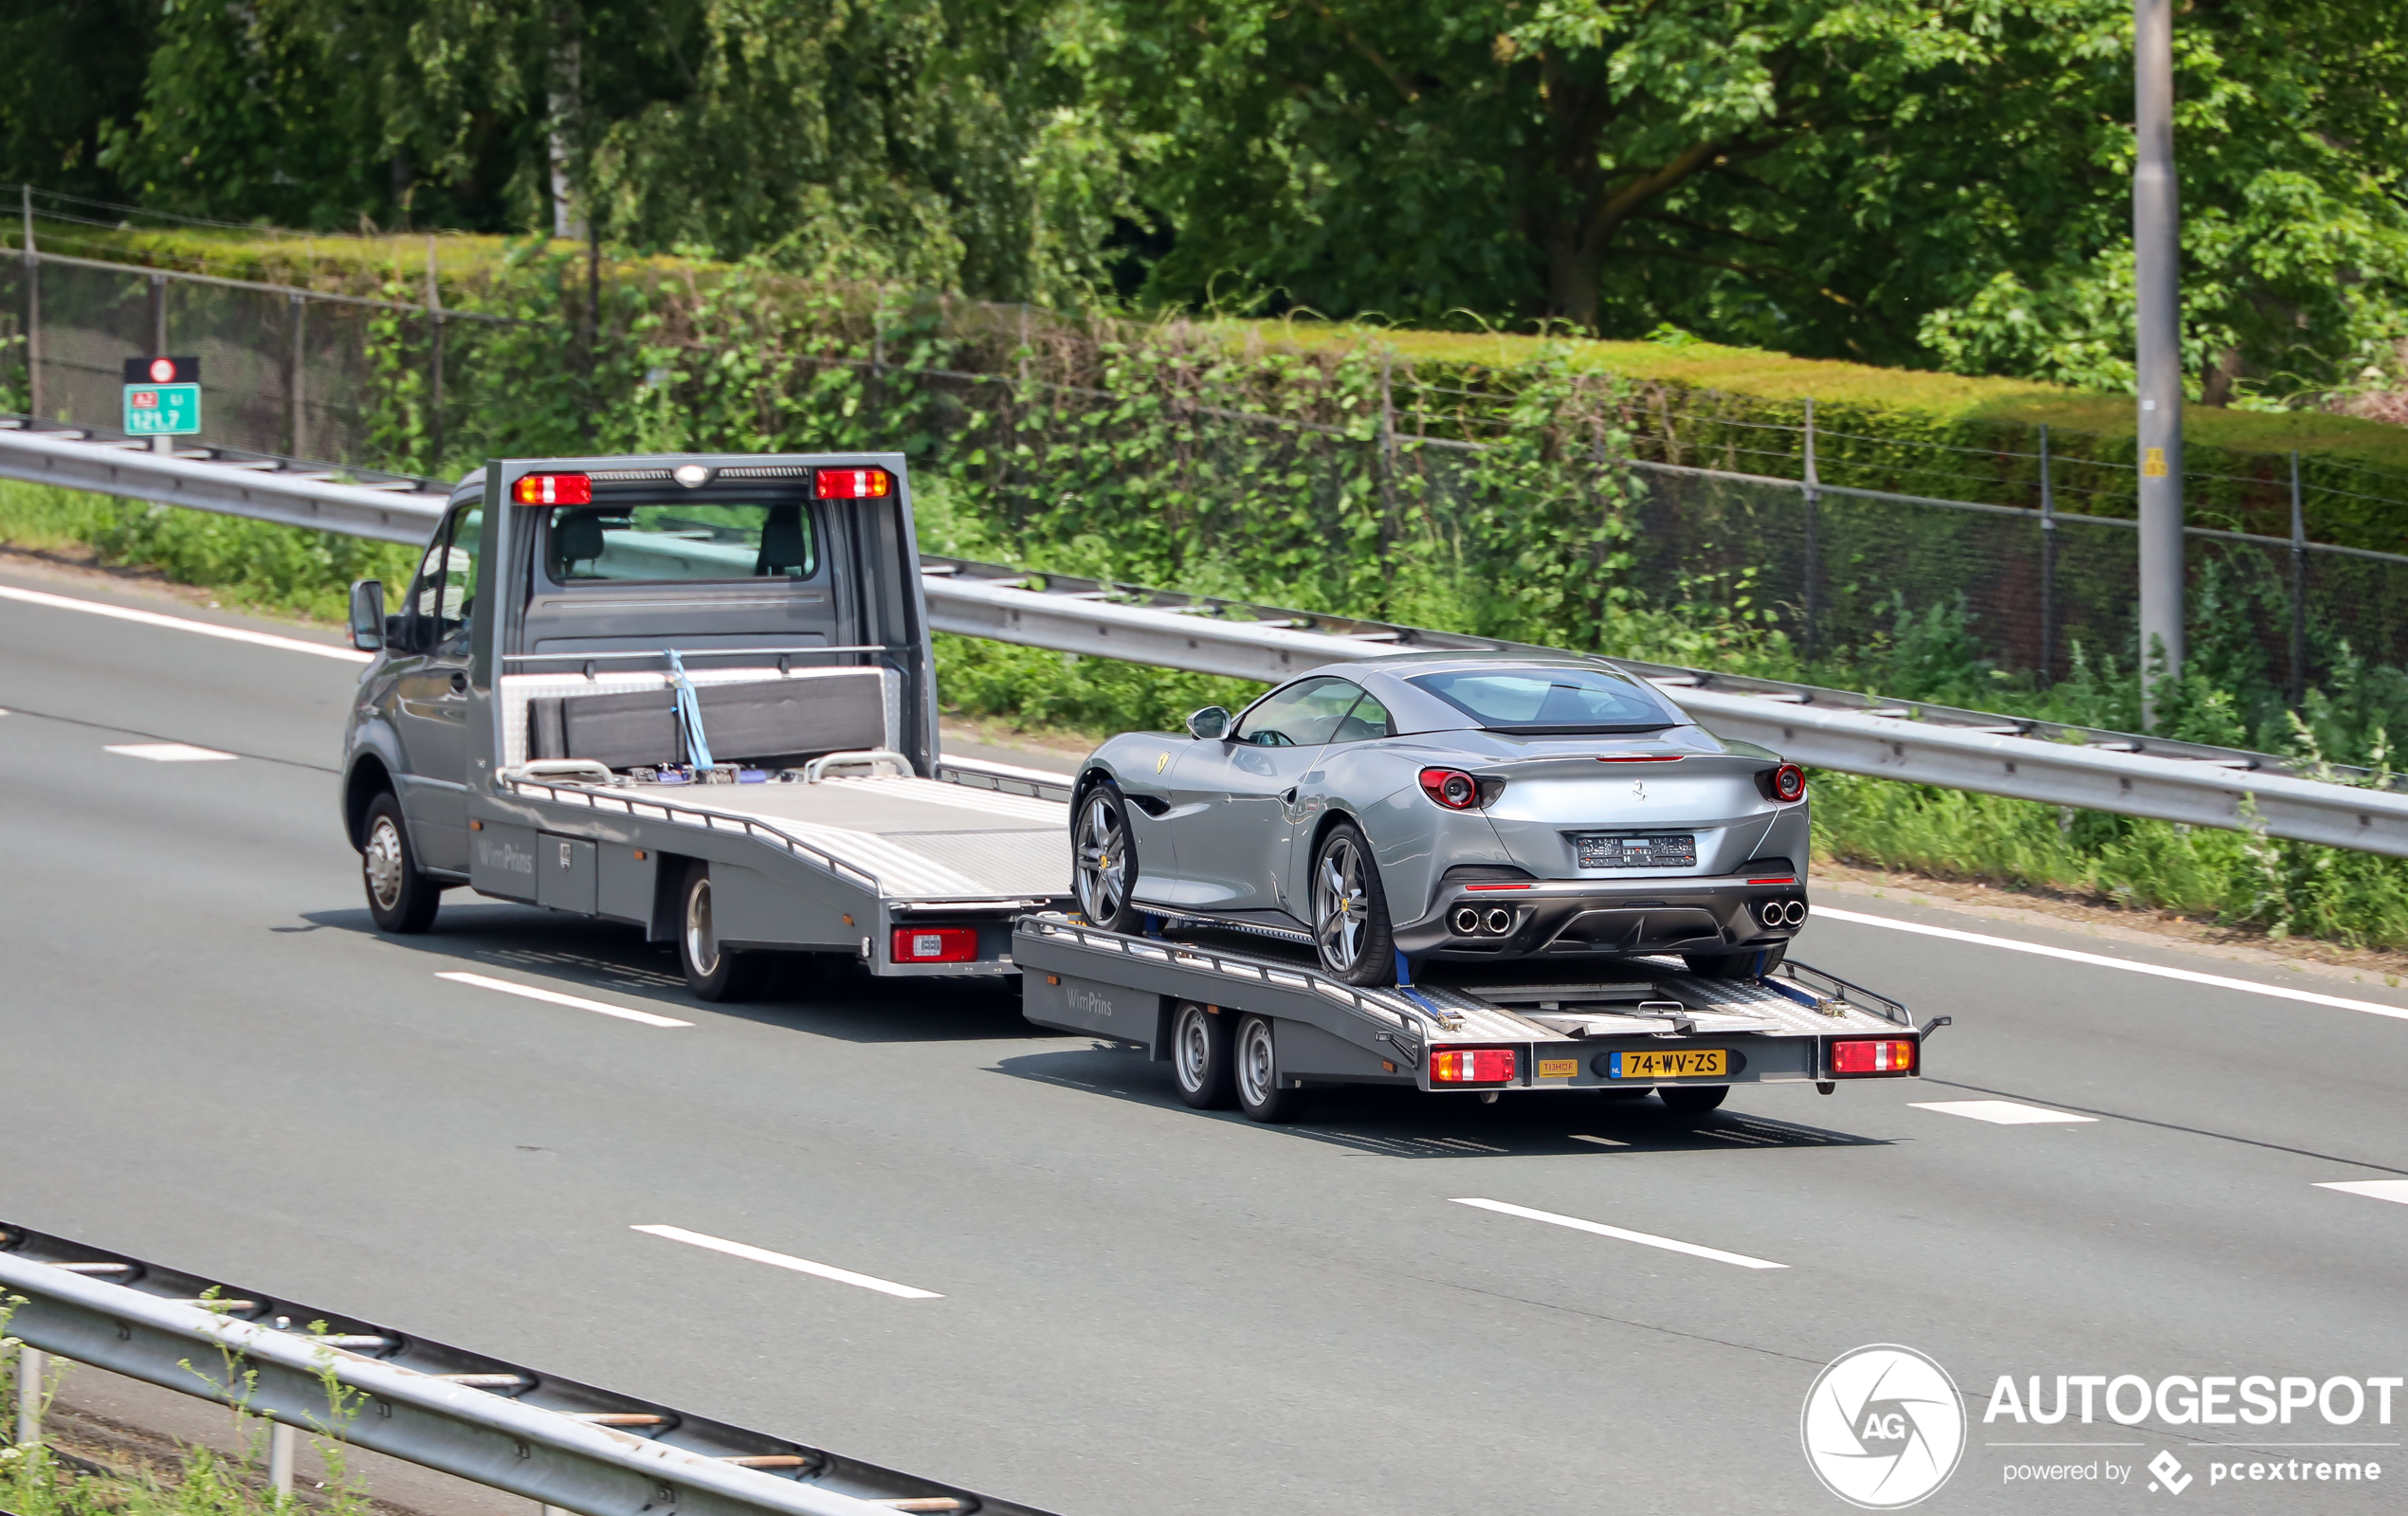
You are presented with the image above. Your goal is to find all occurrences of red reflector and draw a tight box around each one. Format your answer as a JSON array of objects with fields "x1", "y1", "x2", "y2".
[
  {"x1": 1463, "y1": 882, "x2": 1533, "y2": 891},
  {"x1": 1596, "y1": 755, "x2": 1684, "y2": 762},
  {"x1": 892, "y1": 926, "x2": 977, "y2": 963},
  {"x1": 1747, "y1": 877, "x2": 1797, "y2": 885},
  {"x1": 1830, "y1": 1038, "x2": 1917, "y2": 1075},
  {"x1": 1431, "y1": 1048, "x2": 1516, "y2": 1084},
  {"x1": 511, "y1": 473, "x2": 593, "y2": 506},
  {"x1": 815, "y1": 466, "x2": 893, "y2": 500}
]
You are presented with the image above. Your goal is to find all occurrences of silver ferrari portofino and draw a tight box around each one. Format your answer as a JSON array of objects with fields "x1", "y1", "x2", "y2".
[{"x1": 1068, "y1": 653, "x2": 1810, "y2": 986}]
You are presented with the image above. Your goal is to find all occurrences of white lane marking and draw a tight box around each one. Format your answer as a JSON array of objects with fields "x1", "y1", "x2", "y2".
[
  {"x1": 1912, "y1": 1099, "x2": 2098, "y2": 1125},
  {"x1": 1568, "y1": 1134, "x2": 1630, "y2": 1147},
  {"x1": 632, "y1": 1225, "x2": 942, "y2": 1299},
  {"x1": 0, "y1": 583, "x2": 372, "y2": 663},
  {"x1": 2315, "y1": 1179, "x2": 2408, "y2": 1206},
  {"x1": 1450, "y1": 1196, "x2": 1786, "y2": 1269},
  {"x1": 104, "y1": 741, "x2": 236, "y2": 762},
  {"x1": 1815, "y1": 904, "x2": 2408, "y2": 1023},
  {"x1": 435, "y1": 971, "x2": 692, "y2": 1028}
]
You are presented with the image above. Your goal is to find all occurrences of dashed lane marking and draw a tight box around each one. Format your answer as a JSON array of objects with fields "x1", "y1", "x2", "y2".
[
  {"x1": 435, "y1": 971, "x2": 693, "y2": 1028},
  {"x1": 632, "y1": 1225, "x2": 942, "y2": 1299},
  {"x1": 1911, "y1": 1099, "x2": 2098, "y2": 1125},
  {"x1": 1569, "y1": 1134, "x2": 1630, "y2": 1147},
  {"x1": 103, "y1": 742, "x2": 236, "y2": 762},
  {"x1": 0, "y1": 584, "x2": 371, "y2": 662},
  {"x1": 1450, "y1": 1196, "x2": 1787, "y2": 1269},
  {"x1": 1815, "y1": 904, "x2": 2408, "y2": 1023},
  {"x1": 2315, "y1": 1179, "x2": 2408, "y2": 1206}
]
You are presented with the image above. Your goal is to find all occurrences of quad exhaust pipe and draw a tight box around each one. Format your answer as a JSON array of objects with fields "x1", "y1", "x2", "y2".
[
  {"x1": 1451, "y1": 904, "x2": 1518, "y2": 937},
  {"x1": 1757, "y1": 898, "x2": 1808, "y2": 927}
]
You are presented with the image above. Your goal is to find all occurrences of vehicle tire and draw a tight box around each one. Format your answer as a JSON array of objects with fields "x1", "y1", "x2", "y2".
[
  {"x1": 1309, "y1": 820, "x2": 1396, "y2": 987},
  {"x1": 1170, "y1": 1000, "x2": 1236, "y2": 1110},
  {"x1": 1682, "y1": 943, "x2": 1787, "y2": 979},
  {"x1": 1232, "y1": 1014, "x2": 1307, "y2": 1123},
  {"x1": 360, "y1": 792, "x2": 441, "y2": 934},
  {"x1": 678, "y1": 862, "x2": 769, "y2": 1002},
  {"x1": 1071, "y1": 779, "x2": 1144, "y2": 934},
  {"x1": 1658, "y1": 1084, "x2": 1730, "y2": 1115}
]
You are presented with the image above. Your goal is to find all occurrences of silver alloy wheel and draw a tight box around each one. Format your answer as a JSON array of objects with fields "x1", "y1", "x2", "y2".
[
  {"x1": 364, "y1": 814, "x2": 406, "y2": 911},
  {"x1": 1235, "y1": 1016, "x2": 1277, "y2": 1110},
  {"x1": 1073, "y1": 793, "x2": 1128, "y2": 922},
  {"x1": 1313, "y1": 833, "x2": 1370, "y2": 973},
  {"x1": 1174, "y1": 1003, "x2": 1213, "y2": 1094},
  {"x1": 684, "y1": 875, "x2": 721, "y2": 977}
]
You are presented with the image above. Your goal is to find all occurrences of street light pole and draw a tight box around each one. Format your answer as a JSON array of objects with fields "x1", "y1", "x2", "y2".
[{"x1": 2134, "y1": 0, "x2": 2183, "y2": 723}]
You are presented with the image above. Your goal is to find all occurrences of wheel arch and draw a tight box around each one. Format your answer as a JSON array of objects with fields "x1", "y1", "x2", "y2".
[{"x1": 342, "y1": 756, "x2": 395, "y2": 849}]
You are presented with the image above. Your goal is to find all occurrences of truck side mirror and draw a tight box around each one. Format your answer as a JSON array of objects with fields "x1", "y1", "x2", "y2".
[
  {"x1": 1185, "y1": 705, "x2": 1231, "y2": 740},
  {"x1": 348, "y1": 579, "x2": 386, "y2": 652}
]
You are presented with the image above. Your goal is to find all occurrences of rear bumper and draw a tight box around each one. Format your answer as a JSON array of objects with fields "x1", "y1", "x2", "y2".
[{"x1": 1395, "y1": 871, "x2": 1807, "y2": 959}]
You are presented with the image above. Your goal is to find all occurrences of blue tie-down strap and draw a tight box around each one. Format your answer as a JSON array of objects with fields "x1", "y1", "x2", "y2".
[{"x1": 665, "y1": 649, "x2": 715, "y2": 770}]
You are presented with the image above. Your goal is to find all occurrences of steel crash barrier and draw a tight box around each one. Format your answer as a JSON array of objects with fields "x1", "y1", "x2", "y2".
[
  {"x1": 0, "y1": 1224, "x2": 1040, "y2": 1516},
  {"x1": 6, "y1": 416, "x2": 2408, "y2": 858}
]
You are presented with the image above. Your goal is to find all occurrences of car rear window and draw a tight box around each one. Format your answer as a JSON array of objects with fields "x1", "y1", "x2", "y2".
[
  {"x1": 1409, "y1": 667, "x2": 1678, "y2": 731},
  {"x1": 546, "y1": 502, "x2": 817, "y2": 583}
]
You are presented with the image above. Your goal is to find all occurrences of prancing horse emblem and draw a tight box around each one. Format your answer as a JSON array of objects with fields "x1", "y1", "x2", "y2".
[{"x1": 1632, "y1": 779, "x2": 1648, "y2": 801}]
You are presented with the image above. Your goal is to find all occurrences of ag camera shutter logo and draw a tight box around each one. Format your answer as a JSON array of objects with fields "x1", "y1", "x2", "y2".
[{"x1": 1801, "y1": 1343, "x2": 1967, "y2": 1507}]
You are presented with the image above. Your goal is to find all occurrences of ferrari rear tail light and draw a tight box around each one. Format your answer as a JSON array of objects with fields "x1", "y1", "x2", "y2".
[
  {"x1": 1829, "y1": 1037, "x2": 1915, "y2": 1076},
  {"x1": 816, "y1": 466, "x2": 893, "y2": 500},
  {"x1": 1762, "y1": 763, "x2": 1806, "y2": 802},
  {"x1": 1431, "y1": 1048, "x2": 1516, "y2": 1084},
  {"x1": 893, "y1": 926, "x2": 977, "y2": 963},
  {"x1": 1419, "y1": 767, "x2": 1480, "y2": 810},
  {"x1": 512, "y1": 473, "x2": 593, "y2": 505}
]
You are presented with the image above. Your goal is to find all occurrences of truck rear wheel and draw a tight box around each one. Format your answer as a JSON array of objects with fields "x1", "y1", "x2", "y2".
[
  {"x1": 1658, "y1": 1085, "x2": 1730, "y2": 1115},
  {"x1": 1233, "y1": 1014, "x2": 1306, "y2": 1123},
  {"x1": 361, "y1": 793, "x2": 440, "y2": 934},
  {"x1": 1170, "y1": 1001, "x2": 1236, "y2": 1109},
  {"x1": 679, "y1": 862, "x2": 768, "y2": 1002}
]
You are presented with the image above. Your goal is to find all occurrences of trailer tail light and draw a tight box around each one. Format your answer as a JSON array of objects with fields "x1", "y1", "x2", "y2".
[
  {"x1": 511, "y1": 473, "x2": 593, "y2": 506},
  {"x1": 893, "y1": 927, "x2": 977, "y2": 963},
  {"x1": 1431, "y1": 1048, "x2": 1516, "y2": 1084},
  {"x1": 816, "y1": 466, "x2": 893, "y2": 500},
  {"x1": 1419, "y1": 767, "x2": 1480, "y2": 810},
  {"x1": 1829, "y1": 1037, "x2": 1916, "y2": 1076}
]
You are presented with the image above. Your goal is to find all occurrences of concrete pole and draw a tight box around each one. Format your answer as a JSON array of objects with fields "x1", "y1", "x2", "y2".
[
  {"x1": 14, "y1": 1342, "x2": 41, "y2": 1445},
  {"x1": 2133, "y1": 0, "x2": 2184, "y2": 721}
]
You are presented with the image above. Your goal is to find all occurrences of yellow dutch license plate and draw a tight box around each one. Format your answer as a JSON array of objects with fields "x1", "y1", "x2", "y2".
[
  {"x1": 1614, "y1": 1049, "x2": 1727, "y2": 1080},
  {"x1": 1537, "y1": 1058, "x2": 1579, "y2": 1079}
]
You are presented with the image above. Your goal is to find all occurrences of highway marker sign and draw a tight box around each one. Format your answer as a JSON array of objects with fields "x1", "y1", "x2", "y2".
[{"x1": 122, "y1": 355, "x2": 202, "y2": 436}]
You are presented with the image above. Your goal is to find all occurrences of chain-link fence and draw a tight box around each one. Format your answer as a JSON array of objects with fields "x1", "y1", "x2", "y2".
[{"x1": 7, "y1": 233, "x2": 2408, "y2": 702}]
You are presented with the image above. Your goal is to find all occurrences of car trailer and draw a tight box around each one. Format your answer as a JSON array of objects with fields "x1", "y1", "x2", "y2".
[{"x1": 1015, "y1": 913, "x2": 1944, "y2": 1123}]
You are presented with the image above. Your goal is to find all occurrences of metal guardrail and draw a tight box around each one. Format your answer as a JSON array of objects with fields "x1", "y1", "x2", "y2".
[
  {"x1": 0, "y1": 1222, "x2": 1048, "y2": 1516},
  {"x1": 5, "y1": 421, "x2": 2406, "y2": 856}
]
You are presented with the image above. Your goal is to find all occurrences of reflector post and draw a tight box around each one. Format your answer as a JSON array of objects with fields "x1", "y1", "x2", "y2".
[
  {"x1": 815, "y1": 466, "x2": 893, "y2": 500},
  {"x1": 892, "y1": 926, "x2": 977, "y2": 964},
  {"x1": 1430, "y1": 1048, "x2": 1517, "y2": 1084},
  {"x1": 512, "y1": 473, "x2": 593, "y2": 506}
]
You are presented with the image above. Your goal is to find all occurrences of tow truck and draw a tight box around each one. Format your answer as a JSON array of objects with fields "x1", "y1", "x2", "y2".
[{"x1": 342, "y1": 451, "x2": 1936, "y2": 1121}]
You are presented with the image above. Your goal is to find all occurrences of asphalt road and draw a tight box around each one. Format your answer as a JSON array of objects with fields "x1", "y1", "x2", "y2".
[{"x1": 5, "y1": 569, "x2": 2407, "y2": 1514}]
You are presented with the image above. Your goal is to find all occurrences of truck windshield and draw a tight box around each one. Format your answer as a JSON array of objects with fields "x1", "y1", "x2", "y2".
[
  {"x1": 1409, "y1": 667, "x2": 1679, "y2": 733},
  {"x1": 546, "y1": 502, "x2": 817, "y2": 582}
]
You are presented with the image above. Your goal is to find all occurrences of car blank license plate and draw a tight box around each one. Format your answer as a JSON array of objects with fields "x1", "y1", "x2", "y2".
[
  {"x1": 1577, "y1": 832, "x2": 1696, "y2": 868},
  {"x1": 1612, "y1": 1050, "x2": 1727, "y2": 1080}
]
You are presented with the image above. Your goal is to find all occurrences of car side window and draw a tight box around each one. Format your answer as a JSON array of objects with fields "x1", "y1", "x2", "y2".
[
  {"x1": 1233, "y1": 677, "x2": 1363, "y2": 748},
  {"x1": 1329, "y1": 692, "x2": 1393, "y2": 743},
  {"x1": 418, "y1": 502, "x2": 481, "y2": 653},
  {"x1": 407, "y1": 514, "x2": 455, "y2": 648}
]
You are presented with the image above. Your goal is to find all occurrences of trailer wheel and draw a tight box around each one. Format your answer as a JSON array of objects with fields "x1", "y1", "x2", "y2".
[
  {"x1": 1658, "y1": 1085, "x2": 1730, "y2": 1115},
  {"x1": 1682, "y1": 944, "x2": 1786, "y2": 979},
  {"x1": 360, "y1": 793, "x2": 440, "y2": 935},
  {"x1": 679, "y1": 863, "x2": 768, "y2": 1002},
  {"x1": 1233, "y1": 1014, "x2": 1306, "y2": 1123},
  {"x1": 1170, "y1": 1001, "x2": 1236, "y2": 1110}
]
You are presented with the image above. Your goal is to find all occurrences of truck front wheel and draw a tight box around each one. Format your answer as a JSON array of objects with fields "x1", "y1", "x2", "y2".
[
  {"x1": 361, "y1": 793, "x2": 440, "y2": 934},
  {"x1": 678, "y1": 863, "x2": 769, "y2": 1002}
]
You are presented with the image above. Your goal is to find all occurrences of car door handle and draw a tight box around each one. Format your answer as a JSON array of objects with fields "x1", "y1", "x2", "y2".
[
  {"x1": 1282, "y1": 788, "x2": 1298, "y2": 803},
  {"x1": 448, "y1": 671, "x2": 468, "y2": 694}
]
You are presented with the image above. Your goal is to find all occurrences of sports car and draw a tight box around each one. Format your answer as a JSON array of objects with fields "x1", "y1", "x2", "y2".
[{"x1": 1067, "y1": 652, "x2": 1810, "y2": 986}]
